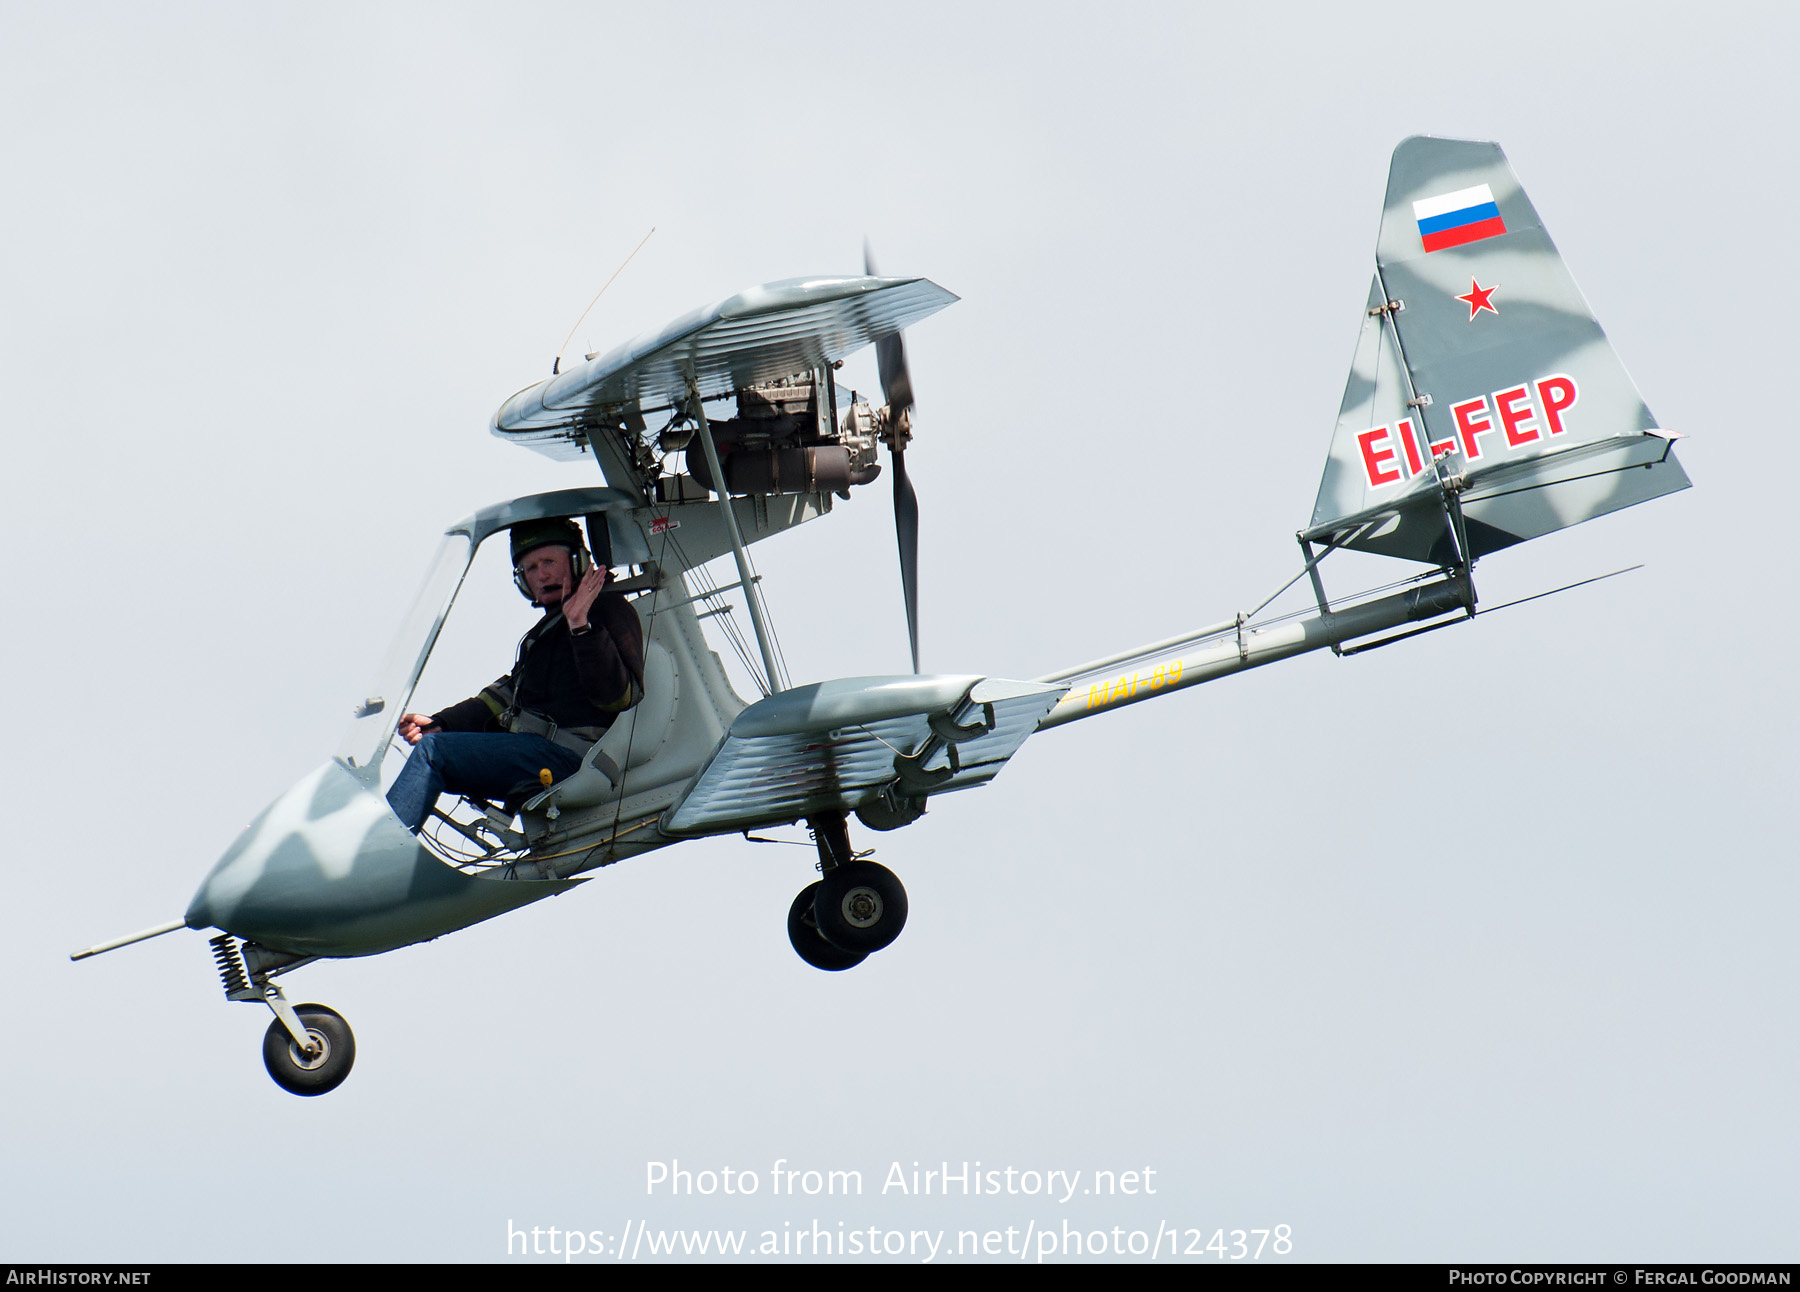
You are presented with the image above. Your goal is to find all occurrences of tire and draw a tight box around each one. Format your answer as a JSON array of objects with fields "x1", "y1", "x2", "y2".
[
  {"x1": 262, "y1": 1004, "x2": 356, "y2": 1096},
  {"x1": 813, "y1": 860, "x2": 908, "y2": 954},
  {"x1": 787, "y1": 883, "x2": 867, "y2": 971}
]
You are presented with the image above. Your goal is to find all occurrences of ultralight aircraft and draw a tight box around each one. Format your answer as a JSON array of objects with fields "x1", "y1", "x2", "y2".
[{"x1": 74, "y1": 138, "x2": 1690, "y2": 1095}]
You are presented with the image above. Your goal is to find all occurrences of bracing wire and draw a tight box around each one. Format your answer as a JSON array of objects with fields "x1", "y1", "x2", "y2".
[
  {"x1": 741, "y1": 540, "x2": 791, "y2": 691},
  {"x1": 694, "y1": 560, "x2": 768, "y2": 695},
  {"x1": 656, "y1": 524, "x2": 767, "y2": 695}
]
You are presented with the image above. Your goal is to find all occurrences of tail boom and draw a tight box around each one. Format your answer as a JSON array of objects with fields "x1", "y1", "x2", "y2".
[{"x1": 1036, "y1": 572, "x2": 1472, "y2": 732}]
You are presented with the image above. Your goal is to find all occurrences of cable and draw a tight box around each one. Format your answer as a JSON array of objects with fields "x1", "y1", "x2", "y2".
[
  {"x1": 743, "y1": 540, "x2": 791, "y2": 691},
  {"x1": 659, "y1": 527, "x2": 768, "y2": 695}
]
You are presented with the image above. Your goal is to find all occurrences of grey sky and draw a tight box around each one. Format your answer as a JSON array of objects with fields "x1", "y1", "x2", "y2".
[{"x1": 3, "y1": 2, "x2": 1792, "y2": 1263}]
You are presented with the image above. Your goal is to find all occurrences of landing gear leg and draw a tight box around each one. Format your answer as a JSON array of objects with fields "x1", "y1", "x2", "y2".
[
  {"x1": 211, "y1": 934, "x2": 358, "y2": 1096},
  {"x1": 811, "y1": 812, "x2": 853, "y2": 874},
  {"x1": 263, "y1": 982, "x2": 315, "y2": 1051},
  {"x1": 784, "y1": 814, "x2": 909, "y2": 969}
]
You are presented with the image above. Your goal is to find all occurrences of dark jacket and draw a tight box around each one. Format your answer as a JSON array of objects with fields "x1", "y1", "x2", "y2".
[{"x1": 432, "y1": 592, "x2": 645, "y2": 739}]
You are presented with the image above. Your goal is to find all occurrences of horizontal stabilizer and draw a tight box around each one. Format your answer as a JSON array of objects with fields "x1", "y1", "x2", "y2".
[{"x1": 1308, "y1": 137, "x2": 1689, "y2": 563}]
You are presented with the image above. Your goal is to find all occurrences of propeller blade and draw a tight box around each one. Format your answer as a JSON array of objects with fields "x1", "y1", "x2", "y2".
[
  {"x1": 875, "y1": 333, "x2": 913, "y2": 423},
  {"x1": 864, "y1": 241, "x2": 914, "y2": 418},
  {"x1": 893, "y1": 444, "x2": 921, "y2": 674},
  {"x1": 867, "y1": 239, "x2": 920, "y2": 673}
]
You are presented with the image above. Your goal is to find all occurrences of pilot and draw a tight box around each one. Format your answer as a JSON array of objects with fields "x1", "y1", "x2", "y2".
[{"x1": 386, "y1": 517, "x2": 646, "y2": 833}]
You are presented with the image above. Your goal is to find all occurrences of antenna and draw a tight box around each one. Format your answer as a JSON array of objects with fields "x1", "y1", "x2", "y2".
[{"x1": 552, "y1": 226, "x2": 657, "y2": 375}]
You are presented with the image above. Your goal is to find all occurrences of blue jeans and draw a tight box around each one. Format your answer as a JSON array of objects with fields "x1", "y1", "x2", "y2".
[{"x1": 386, "y1": 732, "x2": 583, "y2": 832}]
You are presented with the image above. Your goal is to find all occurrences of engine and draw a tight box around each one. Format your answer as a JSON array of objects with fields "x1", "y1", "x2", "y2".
[{"x1": 675, "y1": 375, "x2": 883, "y2": 499}]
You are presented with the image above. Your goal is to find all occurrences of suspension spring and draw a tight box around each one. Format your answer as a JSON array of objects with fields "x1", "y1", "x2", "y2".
[{"x1": 210, "y1": 934, "x2": 248, "y2": 998}]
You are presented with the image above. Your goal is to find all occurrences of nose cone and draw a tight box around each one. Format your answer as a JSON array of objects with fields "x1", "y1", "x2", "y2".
[
  {"x1": 187, "y1": 759, "x2": 587, "y2": 958},
  {"x1": 186, "y1": 759, "x2": 421, "y2": 954}
]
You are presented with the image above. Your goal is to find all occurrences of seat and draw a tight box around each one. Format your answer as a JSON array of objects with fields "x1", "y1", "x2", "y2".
[{"x1": 522, "y1": 639, "x2": 678, "y2": 813}]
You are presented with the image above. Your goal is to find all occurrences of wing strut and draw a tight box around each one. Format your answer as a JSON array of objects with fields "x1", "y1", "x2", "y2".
[{"x1": 686, "y1": 373, "x2": 784, "y2": 695}]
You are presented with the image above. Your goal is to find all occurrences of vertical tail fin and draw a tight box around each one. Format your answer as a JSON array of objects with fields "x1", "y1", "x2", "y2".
[{"x1": 1307, "y1": 137, "x2": 1689, "y2": 565}]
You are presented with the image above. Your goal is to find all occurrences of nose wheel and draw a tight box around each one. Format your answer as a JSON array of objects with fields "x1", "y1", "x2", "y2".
[
  {"x1": 261, "y1": 1003, "x2": 356, "y2": 1096},
  {"x1": 209, "y1": 936, "x2": 360, "y2": 1096}
]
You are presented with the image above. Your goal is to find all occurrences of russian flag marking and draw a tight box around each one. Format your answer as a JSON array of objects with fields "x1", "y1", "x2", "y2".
[{"x1": 1413, "y1": 183, "x2": 1507, "y2": 252}]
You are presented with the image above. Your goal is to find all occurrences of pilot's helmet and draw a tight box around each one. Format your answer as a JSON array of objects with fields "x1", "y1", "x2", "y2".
[
  {"x1": 510, "y1": 517, "x2": 585, "y2": 566},
  {"x1": 509, "y1": 517, "x2": 590, "y2": 600}
]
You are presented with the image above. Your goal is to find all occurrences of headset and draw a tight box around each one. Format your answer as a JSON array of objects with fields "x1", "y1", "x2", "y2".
[
  {"x1": 512, "y1": 521, "x2": 593, "y2": 605},
  {"x1": 512, "y1": 546, "x2": 591, "y2": 604}
]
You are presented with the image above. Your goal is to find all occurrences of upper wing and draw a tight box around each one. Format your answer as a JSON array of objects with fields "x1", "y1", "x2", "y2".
[
  {"x1": 492, "y1": 275, "x2": 958, "y2": 460},
  {"x1": 1306, "y1": 137, "x2": 1689, "y2": 564},
  {"x1": 661, "y1": 674, "x2": 1066, "y2": 836}
]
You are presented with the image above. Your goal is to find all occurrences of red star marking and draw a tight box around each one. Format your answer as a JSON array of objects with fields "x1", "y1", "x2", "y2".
[{"x1": 1457, "y1": 278, "x2": 1499, "y2": 320}]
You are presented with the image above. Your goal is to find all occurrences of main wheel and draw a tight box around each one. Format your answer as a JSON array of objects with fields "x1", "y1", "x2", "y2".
[
  {"x1": 788, "y1": 883, "x2": 868, "y2": 971},
  {"x1": 261, "y1": 1004, "x2": 356, "y2": 1096},
  {"x1": 813, "y1": 860, "x2": 908, "y2": 954}
]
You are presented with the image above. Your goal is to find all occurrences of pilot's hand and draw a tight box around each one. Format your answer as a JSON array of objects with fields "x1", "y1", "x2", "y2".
[
  {"x1": 563, "y1": 565, "x2": 610, "y2": 631},
  {"x1": 398, "y1": 712, "x2": 440, "y2": 745}
]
